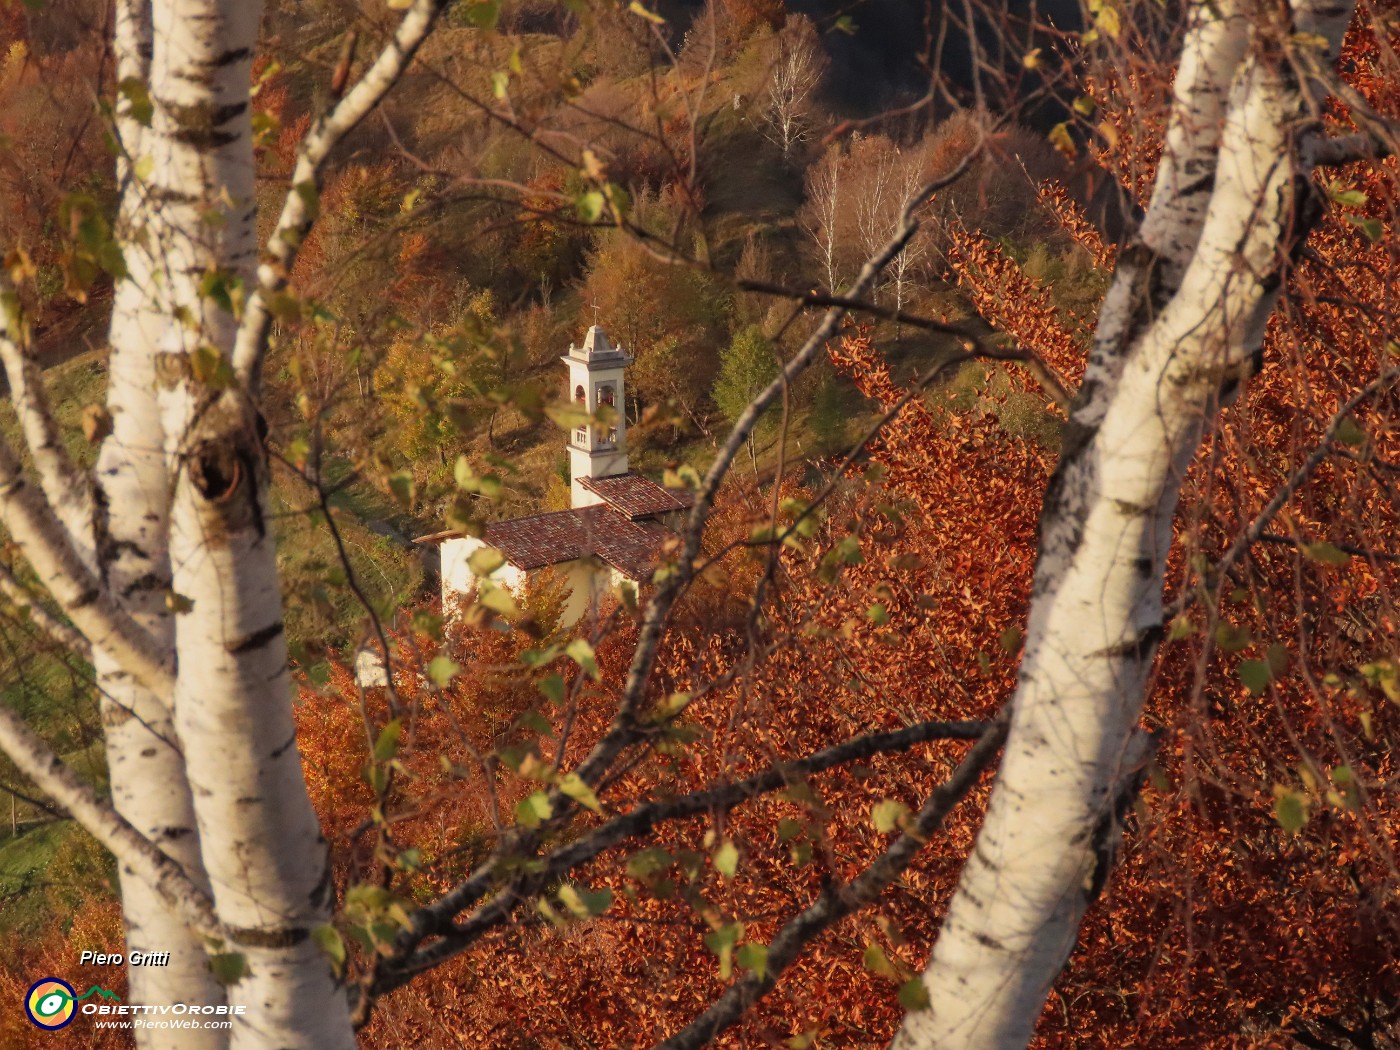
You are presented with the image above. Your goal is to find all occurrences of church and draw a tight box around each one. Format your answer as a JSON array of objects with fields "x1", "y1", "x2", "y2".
[{"x1": 419, "y1": 325, "x2": 691, "y2": 626}]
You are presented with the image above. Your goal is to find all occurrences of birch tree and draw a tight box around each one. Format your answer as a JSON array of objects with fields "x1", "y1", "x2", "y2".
[
  {"x1": 0, "y1": 1, "x2": 448, "y2": 1046},
  {"x1": 759, "y1": 16, "x2": 826, "y2": 160},
  {"x1": 894, "y1": 0, "x2": 1375, "y2": 1046},
  {"x1": 799, "y1": 144, "x2": 844, "y2": 292}
]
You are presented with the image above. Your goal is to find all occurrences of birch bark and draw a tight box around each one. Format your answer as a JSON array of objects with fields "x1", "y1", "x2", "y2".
[
  {"x1": 894, "y1": 3, "x2": 1356, "y2": 1047},
  {"x1": 140, "y1": 0, "x2": 355, "y2": 1044},
  {"x1": 99, "y1": 3, "x2": 226, "y2": 1036}
]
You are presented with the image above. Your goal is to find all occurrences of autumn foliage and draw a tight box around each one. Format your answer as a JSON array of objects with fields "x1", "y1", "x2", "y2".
[{"x1": 283, "y1": 12, "x2": 1400, "y2": 1050}]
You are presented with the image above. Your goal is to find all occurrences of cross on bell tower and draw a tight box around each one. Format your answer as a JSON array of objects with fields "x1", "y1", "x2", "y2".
[{"x1": 561, "y1": 325, "x2": 633, "y2": 508}]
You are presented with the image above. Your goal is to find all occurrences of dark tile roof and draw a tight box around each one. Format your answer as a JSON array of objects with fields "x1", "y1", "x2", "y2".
[
  {"x1": 579, "y1": 472, "x2": 694, "y2": 519},
  {"x1": 476, "y1": 504, "x2": 676, "y2": 580}
]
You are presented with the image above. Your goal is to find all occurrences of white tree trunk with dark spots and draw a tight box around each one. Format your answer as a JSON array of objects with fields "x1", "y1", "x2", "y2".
[
  {"x1": 894, "y1": 1, "x2": 1356, "y2": 1047},
  {"x1": 136, "y1": 1, "x2": 354, "y2": 1046},
  {"x1": 0, "y1": 0, "x2": 445, "y2": 1042},
  {"x1": 97, "y1": 2, "x2": 228, "y2": 1037}
]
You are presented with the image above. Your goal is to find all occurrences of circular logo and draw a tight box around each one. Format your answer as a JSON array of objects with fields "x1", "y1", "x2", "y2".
[{"x1": 25, "y1": 978, "x2": 76, "y2": 1030}]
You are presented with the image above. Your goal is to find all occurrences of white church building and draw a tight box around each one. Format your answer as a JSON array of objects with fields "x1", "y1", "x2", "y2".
[{"x1": 419, "y1": 325, "x2": 691, "y2": 626}]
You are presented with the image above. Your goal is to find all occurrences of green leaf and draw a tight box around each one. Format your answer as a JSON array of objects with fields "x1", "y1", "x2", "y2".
[
  {"x1": 97, "y1": 241, "x2": 128, "y2": 281},
  {"x1": 566, "y1": 638, "x2": 600, "y2": 681},
  {"x1": 576, "y1": 190, "x2": 606, "y2": 223},
  {"x1": 117, "y1": 76, "x2": 153, "y2": 126},
  {"x1": 294, "y1": 180, "x2": 321, "y2": 222},
  {"x1": 1302, "y1": 541, "x2": 1350, "y2": 566},
  {"x1": 189, "y1": 345, "x2": 234, "y2": 388},
  {"x1": 559, "y1": 772, "x2": 602, "y2": 814},
  {"x1": 466, "y1": 0, "x2": 500, "y2": 29},
  {"x1": 1273, "y1": 787, "x2": 1309, "y2": 833},
  {"x1": 737, "y1": 942, "x2": 768, "y2": 980},
  {"x1": 626, "y1": 847, "x2": 672, "y2": 881},
  {"x1": 898, "y1": 978, "x2": 931, "y2": 1011},
  {"x1": 387, "y1": 470, "x2": 416, "y2": 510},
  {"x1": 1048, "y1": 121, "x2": 1076, "y2": 157},
  {"x1": 627, "y1": 0, "x2": 666, "y2": 22},
  {"x1": 516, "y1": 790, "x2": 552, "y2": 828},
  {"x1": 713, "y1": 840, "x2": 739, "y2": 880},
  {"x1": 1329, "y1": 186, "x2": 1368, "y2": 208},
  {"x1": 1334, "y1": 417, "x2": 1367, "y2": 446},
  {"x1": 411, "y1": 610, "x2": 444, "y2": 640},
  {"x1": 1345, "y1": 213, "x2": 1384, "y2": 242},
  {"x1": 1214, "y1": 623, "x2": 1252, "y2": 652},
  {"x1": 872, "y1": 799, "x2": 909, "y2": 834},
  {"x1": 998, "y1": 626, "x2": 1023, "y2": 652},
  {"x1": 863, "y1": 943, "x2": 899, "y2": 981},
  {"x1": 704, "y1": 922, "x2": 744, "y2": 979},
  {"x1": 776, "y1": 817, "x2": 803, "y2": 841},
  {"x1": 478, "y1": 582, "x2": 520, "y2": 616},
  {"x1": 1239, "y1": 659, "x2": 1273, "y2": 696},
  {"x1": 558, "y1": 882, "x2": 613, "y2": 918},
  {"x1": 1167, "y1": 615, "x2": 1196, "y2": 642},
  {"x1": 208, "y1": 952, "x2": 246, "y2": 985},
  {"x1": 427, "y1": 656, "x2": 460, "y2": 687},
  {"x1": 311, "y1": 925, "x2": 346, "y2": 976},
  {"x1": 373, "y1": 718, "x2": 403, "y2": 762},
  {"x1": 538, "y1": 673, "x2": 566, "y2": 705},
  {"x1": 1328, "y1": 765, "x2": 1361, "y2": 809}
]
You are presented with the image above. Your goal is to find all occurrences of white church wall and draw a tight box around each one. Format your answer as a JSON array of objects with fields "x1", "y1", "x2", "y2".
[{"x1": 440, "y1": 536, "x2": 528, "y2": 608}]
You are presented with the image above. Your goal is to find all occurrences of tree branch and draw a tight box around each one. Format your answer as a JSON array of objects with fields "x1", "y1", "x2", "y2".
[
  {"x1": 653, "y1": 718, "x2": 1009, "y2": 1050},
  {"x1": 0, "y1": 434, "x2": 172, "y2": 701},
  {"x1": 0, "y1": 695, "x2": 221, "y2": 942},
  {"x1": 372, "y1": 719, "x2": 990, "y2": 996},
  {"x1": 0, "y1": 278, "x2": 96, "y2": 550},
  {"x1": 232, "y1": 0, "x2": 449, "y2": 392},
  {"x1": 0, "y1": 561, "x2": 92, "y2": 659},
  {"x1": 1179, "y1": 366, "x2": 1400, "y2": 608}
]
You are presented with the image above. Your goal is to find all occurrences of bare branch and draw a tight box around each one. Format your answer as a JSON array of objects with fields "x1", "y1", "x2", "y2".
[
  {"x1": 371, "y1": 719, "x2": 991, "y2": 996},
  {"x1": 1183, "y1": 366, "x2": 1400, "y2": 606},
  {"x1": 653, "y1": 718, "x2": 1009, "y2": 1050}
]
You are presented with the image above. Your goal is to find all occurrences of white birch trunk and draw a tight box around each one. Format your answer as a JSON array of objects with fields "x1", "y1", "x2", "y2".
[
  {"x1": 895, "y1": 3, "x2": 1355, "y2": 1047},
  {"x1": 140, "y1": 1, "x2": 354, "y2": 1044},
  {"x1": 99, "y1": 3, "x2": 227, "y2": 1038}
]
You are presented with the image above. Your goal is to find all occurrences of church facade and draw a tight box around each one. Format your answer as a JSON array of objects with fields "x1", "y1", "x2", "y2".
[{"x1": 421, "y1": 325, "x2": 691, "y2": 626}]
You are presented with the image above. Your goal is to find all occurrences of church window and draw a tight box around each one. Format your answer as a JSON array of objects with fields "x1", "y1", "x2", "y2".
[
  {"x1": 598, "y1": 385, "x2": 617, "y2": 445},
  {"x1": 574, "y1": 384, "x2": 587, "y2": 443}
]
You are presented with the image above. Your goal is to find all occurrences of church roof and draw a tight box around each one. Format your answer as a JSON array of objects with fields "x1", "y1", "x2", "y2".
[
  {"x1": 457, "y1": 504, "x2": 675, "y2": 581},
  {"x1": 562, "y1": 325, "x2": 632, "y2": 367},
  {"x1": 578, "y1": 473, "x2": 694, "y2": 519}
]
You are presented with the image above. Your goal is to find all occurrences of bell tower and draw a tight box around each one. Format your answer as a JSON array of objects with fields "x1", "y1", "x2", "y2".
[{"x1": 562, "y1": 325, "x2": 632, "y2": 508}]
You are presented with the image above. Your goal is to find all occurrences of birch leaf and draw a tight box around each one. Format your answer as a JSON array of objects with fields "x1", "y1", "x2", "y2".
[
  {"x1": 209, "y1": 952, "x2": 247, "y2": 985},
  {"x1": 898, "y1": 978, "x2": 931, "y2": 1011},
  {"x1": 713, "y1": 840, "x2": 739, "y2": 879},
  {"x1": 737, "y1": 942, "x2": 768, "y2": 980},
  {"x1": 559, "y1": 772, "x2": 602, "y2": 814},
  {"x1": 515, "y1": 791, "x2": 552, "y2": 828}
]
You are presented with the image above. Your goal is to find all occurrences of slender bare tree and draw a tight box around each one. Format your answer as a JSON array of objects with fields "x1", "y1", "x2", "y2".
[
  {"x1": 759, "y1": 16, "x2": 826, "y2": 160},
  {"x1": 800, "y1": 143, "x2": 845, "y2": 292}
]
